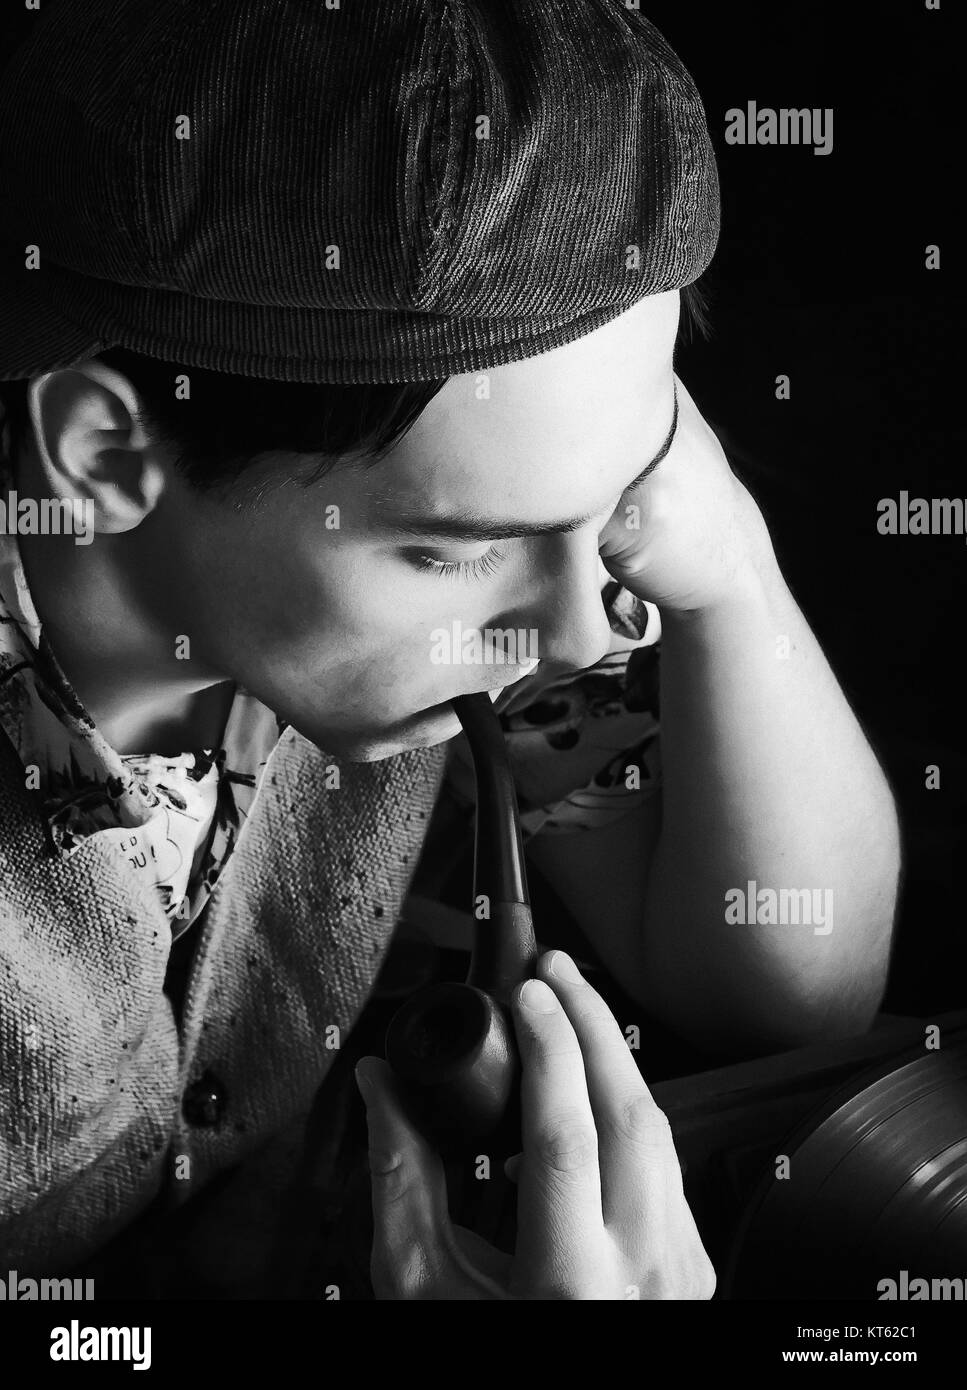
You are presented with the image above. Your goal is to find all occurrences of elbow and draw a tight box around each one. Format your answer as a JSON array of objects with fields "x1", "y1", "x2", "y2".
[
  {"x1": 752, "y1": 991, "x2": 886, "y2": 1053},
  {"x1": 678, "y1": 968, "x2": 891, "y2": 1061},
  {"x1": 653, "y1": 945, "x2": 894, "y2": 1061}
]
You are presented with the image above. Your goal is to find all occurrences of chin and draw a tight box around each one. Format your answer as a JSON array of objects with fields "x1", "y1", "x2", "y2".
[{"x1": 285, "y1": 701, "x2": 466, "y2": 763}]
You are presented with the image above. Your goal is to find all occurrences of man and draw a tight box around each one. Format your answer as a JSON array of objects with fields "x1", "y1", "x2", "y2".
[{"x1": 0, "y1": 1, "x2": 899, "y2": 1298}]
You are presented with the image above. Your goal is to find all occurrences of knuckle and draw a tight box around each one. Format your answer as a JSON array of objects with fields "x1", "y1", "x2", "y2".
[
  {"x1": 675, "y1": 1245, "x2": 717, "y2": 1301},
  {"x1": 611, "y1": 1094, "x2": 674, "y2": 1152},
  {"x1": 570, "y1": 995, "x2": 618, "y2": 1038},
  {"x1": 368, "y1": 1147, "x2": 410, "y2": 1202},
  {"x1": 538, "y1": 1038, "x2": 585, "y2": 1061},
  {"x1": 371, "y1": 1235, "x2": 442, "y2": 1301},
  {"x1": 634, "y1": 1227, "x2": 717, "y2": 1301},
  {"x1": 523, "y1": 1032, "x2": 585, "y2": 1070},
  {"x1": 533, "y1": 1113, "x2": 599, "y2": 1173},
  {"x1": 511, "y1": 1250, "x2": 602, "y2": 1302}
]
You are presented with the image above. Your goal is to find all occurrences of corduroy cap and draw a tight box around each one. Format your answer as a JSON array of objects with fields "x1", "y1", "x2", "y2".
[{"x1": 0, "y1": 0, "x2": 719, "y2": 385}]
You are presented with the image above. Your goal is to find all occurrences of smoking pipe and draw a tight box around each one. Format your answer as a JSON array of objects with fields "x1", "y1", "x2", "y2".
[{"x1": 385, "y1": 691, "x2": 538, "y2": 1154}]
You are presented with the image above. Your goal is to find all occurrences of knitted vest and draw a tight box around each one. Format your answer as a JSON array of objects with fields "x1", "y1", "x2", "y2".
[{"x1": 0, "y1": 722, "x2": 448, "y2": 1274}]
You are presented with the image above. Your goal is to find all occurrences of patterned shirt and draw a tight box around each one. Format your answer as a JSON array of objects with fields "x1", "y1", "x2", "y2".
[{"x1": 0, "y1": 532, "x2": 286, "y2": 941}]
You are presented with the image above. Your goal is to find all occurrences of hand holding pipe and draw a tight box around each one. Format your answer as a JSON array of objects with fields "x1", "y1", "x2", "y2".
[{"x1": 385, "y1": 691, "x2": 539, "y2": 1155}]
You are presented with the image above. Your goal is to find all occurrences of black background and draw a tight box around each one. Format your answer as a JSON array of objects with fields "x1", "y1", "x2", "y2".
[{"x1": 648, "y1": 0, "x2": 960, "y2": 1015}]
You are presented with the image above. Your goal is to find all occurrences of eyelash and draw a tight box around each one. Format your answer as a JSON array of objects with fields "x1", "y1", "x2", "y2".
[{"x1": 415, "y1": 545, "x2": 507, "y2": 582}]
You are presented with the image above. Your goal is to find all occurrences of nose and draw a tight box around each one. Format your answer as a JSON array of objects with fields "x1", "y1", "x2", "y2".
[{"x1": 499, "y1": 532, "x2": 614, "y2": 676}]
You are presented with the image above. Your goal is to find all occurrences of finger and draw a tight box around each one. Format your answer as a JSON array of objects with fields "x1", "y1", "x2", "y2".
[
  {"x1": 355, "y1": 1057, "x2": 452, "y2": 1298},
  {"x1": 536, "y1": 952, "x2": 683, "y2": 1238},
  {"x1": 503, "y1": 1153, "x2": 523, "y2": 1184},
  {"x1": 511, "y1": 977, "x2": 604, "y2": 1292}
]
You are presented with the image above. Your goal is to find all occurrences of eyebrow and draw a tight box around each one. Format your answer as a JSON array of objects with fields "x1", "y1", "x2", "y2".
[{"x1": 377, "y1": 383, "x2": 680, "y2": 543}]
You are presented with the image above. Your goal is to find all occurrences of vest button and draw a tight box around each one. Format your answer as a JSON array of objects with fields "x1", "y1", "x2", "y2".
[{"x1": 182, "y1": 1070, "x2": 226, "y2": 1127}]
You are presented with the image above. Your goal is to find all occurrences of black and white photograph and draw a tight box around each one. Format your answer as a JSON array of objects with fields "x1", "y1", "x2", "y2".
[{"x1": 0, "y1": 0, "x2": 961, "y2": 1359}]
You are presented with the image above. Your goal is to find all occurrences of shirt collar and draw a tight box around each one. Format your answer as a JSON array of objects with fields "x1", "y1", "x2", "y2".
[{"x1": 0, "y1": 447, "x2": 286, "y2": 857}]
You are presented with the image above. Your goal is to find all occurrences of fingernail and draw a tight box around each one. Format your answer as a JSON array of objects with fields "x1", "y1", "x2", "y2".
[
  {"x1": 547, "y1": 950, "x2": 581, "y2": 982},
  {"x1": 520, "y1": 978, "x2": 558, "y2": 1012}
]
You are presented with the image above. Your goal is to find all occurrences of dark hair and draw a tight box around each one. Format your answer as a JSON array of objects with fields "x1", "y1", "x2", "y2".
[{"x1": 0, "y1": 278, "x2": 712, "y2": 497}]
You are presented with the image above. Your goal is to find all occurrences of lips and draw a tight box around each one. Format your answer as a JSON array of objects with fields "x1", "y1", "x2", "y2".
[
  {"x1": 422, "y1": 664, "x2": 540, "y2": 721},
  {"x1": 480, "y1": 662, "x2": 541, "y2": 708}
]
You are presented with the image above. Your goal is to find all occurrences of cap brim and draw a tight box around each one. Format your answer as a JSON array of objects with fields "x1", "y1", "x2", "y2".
[{"x1": 0, "y1": 238, "x2": 111, "y2": 380}]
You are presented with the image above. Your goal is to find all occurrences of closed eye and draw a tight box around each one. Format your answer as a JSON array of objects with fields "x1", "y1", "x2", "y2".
[{"x1": 413, "y1": 545, "x2": 507, "y2": 582}]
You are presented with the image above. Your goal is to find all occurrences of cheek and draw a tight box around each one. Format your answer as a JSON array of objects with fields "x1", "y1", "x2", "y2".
[
  {"x1": 183, "y1": 497, "x2": 476, "y2": 699},
  {"x1": 215, "y1": 521, "x2": 353, "y2": 642},
  {"x1": 250, "y1": 535, "x2": 440, "y2": 659},
  {"x1": 330, "y1": 571, "x2": 451, "y2": 685},
  {"x1": 221, "y1": 541, "x2": 434, "y2": 689}
]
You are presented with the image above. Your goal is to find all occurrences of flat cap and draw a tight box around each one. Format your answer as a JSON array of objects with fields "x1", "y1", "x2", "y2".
[{"x1": 0, "y1": 0, "x2": 720, "y2": 383}]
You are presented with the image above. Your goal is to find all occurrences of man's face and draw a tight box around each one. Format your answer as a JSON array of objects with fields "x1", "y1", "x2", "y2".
[{"x1": 139, "y1": 291, "x2": 680, "y2": 759}]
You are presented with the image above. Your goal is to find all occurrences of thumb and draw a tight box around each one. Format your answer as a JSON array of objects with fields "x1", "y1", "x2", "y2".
[{"x1": 355, "y1": 1057, "x2": 452, "y2": 1298}]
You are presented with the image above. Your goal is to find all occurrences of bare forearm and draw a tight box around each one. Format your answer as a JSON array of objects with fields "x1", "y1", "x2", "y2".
[{"x1": 641, "y1": 544, "x2": 901, "y2": 1053}]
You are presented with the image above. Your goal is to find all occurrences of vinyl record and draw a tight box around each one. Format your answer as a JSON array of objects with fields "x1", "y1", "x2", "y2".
[{"x1": 723, "y1": 1032, "x2": 967, "y2": 1299}]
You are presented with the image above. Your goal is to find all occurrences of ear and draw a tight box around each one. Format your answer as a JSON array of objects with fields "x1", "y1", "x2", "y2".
[{"x1": 25, "y1": 361, "x2": 169, "y2": 534}]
